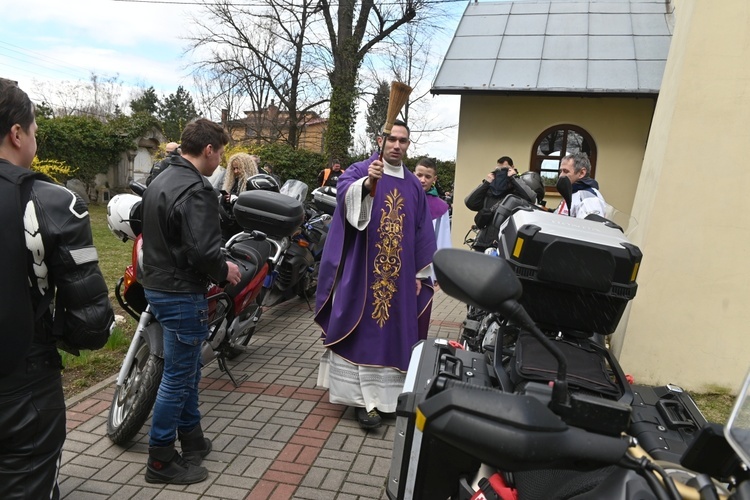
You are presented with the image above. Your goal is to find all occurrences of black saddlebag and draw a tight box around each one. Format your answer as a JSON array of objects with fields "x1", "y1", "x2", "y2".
[
  {"x1": 387, "y1": 339, "x2": 493, "y2": 500},
  {"x1": 629, "y1": 384, "x2": 708, "y2": 463},
  {"x1": 509, "y1": 332, "x2": 630, "y2": 402}
]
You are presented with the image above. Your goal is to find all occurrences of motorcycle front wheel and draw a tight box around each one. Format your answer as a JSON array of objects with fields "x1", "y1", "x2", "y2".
[{"x1": 107, "y1": 337, "x2": 164, "y2": 445}]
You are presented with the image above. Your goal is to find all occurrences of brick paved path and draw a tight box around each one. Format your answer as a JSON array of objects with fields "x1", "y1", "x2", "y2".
[{"x1": 60, "y1": 291, "x2": 466, "y2": 499}]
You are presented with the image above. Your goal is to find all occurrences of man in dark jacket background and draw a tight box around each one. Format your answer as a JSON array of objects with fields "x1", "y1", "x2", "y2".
[
  {"x1": 141, "y1": 118, "x2": 241, "y2": 484},
  {"x1": 145, "y1": 141, "x2": 180, "y2": 186},
  {"x1": 317, "y1": 158, "x2": 343, "y2": 187},
  {"x1": 464, "y1": 156, "x2": 518, "y2": 251},
  {"x1": 0, "y1": 80, "x2": 114, "y2": 499}
]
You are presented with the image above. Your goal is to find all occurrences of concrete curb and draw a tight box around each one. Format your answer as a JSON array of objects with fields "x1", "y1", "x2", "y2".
[{"x1": 65, "y1": 373, "x2": 117, "y2": 409}]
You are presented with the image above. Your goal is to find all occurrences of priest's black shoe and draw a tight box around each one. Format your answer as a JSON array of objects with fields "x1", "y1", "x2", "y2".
[{"x1": 355, "y1": 407, "x2": 382, "y2": 429}]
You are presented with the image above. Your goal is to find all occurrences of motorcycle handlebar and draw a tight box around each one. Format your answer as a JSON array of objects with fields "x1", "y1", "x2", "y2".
[{"x1": 418, "y1": 378, "x2": 631, "y2": 471}]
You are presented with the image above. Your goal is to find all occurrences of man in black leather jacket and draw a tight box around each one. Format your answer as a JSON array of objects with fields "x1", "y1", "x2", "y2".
[
  {"x1": 0, "y1": 80, "x2": 114, "y2": 499},
  {"x1": 140, "y1": 118, "x2": 241, "y2": 485},
  {"x1": 464, "y1": 156, "x2": 518, "y2": 251},
  {"x1": 145, "y1": 141, "x2": 180, "y2": 186}
]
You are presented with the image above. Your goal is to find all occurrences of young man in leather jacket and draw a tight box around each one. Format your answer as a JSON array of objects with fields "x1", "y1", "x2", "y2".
[
  {"x1": 0, "y1": 80, "x2": 114, "y2": 500},
  {"x1": 140, "y1": 118, "x2": 241, "y2": 484},
  {"x1": 464, "y1": 156, "x2": 518, "y2": 251}
]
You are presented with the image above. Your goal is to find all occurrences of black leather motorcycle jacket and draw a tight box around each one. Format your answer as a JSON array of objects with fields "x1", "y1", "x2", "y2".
[
  {"x1": 28, "y1": 174, "x2": 115, "y2": 354},
  {"x1": 0, "y1": 160, "x2": 114, "y2": 376},
  {"x1": 145, "y1": 150, "x2": 180, "y2": 186},
  {"x1": 140, "y1": 155, "x2": 228, "y2": 293}
]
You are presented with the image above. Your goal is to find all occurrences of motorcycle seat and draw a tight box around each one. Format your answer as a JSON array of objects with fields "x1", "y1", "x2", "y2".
[
  {"x1": 230, "y1": 239, "x2": 272, "y2": 265},
  {"x1": 224, "y1": 239, "x2": 273, "y2": 293}
]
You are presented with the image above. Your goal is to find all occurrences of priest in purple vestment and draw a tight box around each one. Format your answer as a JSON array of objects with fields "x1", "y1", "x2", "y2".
[{"x1": 315, "y1": 120, "x2": 437, "y2": 430}]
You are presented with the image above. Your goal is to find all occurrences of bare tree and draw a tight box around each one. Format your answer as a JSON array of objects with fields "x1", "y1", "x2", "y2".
[
  {"x1": 192, "y1": 69, "x2": 249, "y2": 123},
  {"x1": 320, "y1": 0, "x2": 414, "y2": 159},
  {"x1": 188, "y1": 0, "x2": 328, "y2": 148},
  {"x1": 364, "y1": 20, "x2": 456, "y2": 154},
  {"x1": 33, "y1": 73, "x2": 126, "y2": 118}
]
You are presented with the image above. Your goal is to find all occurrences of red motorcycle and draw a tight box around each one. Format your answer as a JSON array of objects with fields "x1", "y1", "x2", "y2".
[{"x1": 105, "y1": 181, "x2": 304, "y2": 445}]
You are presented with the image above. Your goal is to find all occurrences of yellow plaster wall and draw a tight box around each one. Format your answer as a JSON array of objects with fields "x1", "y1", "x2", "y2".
[
  {"x1": 451, "y1": 95, "x2": 655, "y2": 249},
  {"x1": 617, "y1": 0, "x2": 750, "y2": 393}
]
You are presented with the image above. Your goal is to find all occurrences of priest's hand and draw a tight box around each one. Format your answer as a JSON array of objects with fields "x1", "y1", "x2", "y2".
[
  {"x1": 415, "y1": 279, "x2": 422, "y2": 296},
  {"x1": 365, "y1": 159, "x2": 384, "y2": 191}
]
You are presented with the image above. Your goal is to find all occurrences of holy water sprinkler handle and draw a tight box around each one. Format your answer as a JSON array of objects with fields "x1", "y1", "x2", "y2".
[{"x1": 370, "y1": 81, "x2": 412, "y2": 197}]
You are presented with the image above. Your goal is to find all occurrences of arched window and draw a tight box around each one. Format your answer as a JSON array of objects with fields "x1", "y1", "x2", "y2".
[{"x1": 530, "y1": 125, "x2": 597, "y2": 191}]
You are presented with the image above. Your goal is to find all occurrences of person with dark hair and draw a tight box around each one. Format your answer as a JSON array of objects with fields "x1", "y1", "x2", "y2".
[
  {"x1": 141, "y1": 118, "x2": 241, "y2": 484},
  {"x1": 464, "y1": 156, "x2": 518, "y2": 251},
  {"x1": 315, "y1": 119, "x2": 436, "y2": 430},
  {"x1": 318, "y1": 158, "x2": 344, "y2": 187},
  {"x1": 555, "y1": 152, "x2": 607, "y2": 218},
  {"x1": 261, "y1": 161, "x2": 282, "y2": 186},
  {"x1": 146, "y1": 141, "x2": 181, "y2": 186},
  {"x1": 414, "y1": 157, "x2": 451, "y2": 343},
  {"x1": 414, "y1": 157, "x2": 451, "y2": 257},
  {"x1": 0, "y1": 80, "x2": 114, "y2": 499}
]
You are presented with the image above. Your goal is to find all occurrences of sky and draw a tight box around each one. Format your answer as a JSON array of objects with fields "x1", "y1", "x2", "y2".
[{"x1": 1, "y1": 0, "x2": 466, "y2": 160}]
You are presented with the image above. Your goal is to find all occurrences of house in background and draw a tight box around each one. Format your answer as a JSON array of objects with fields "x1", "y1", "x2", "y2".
[
  {"x1": 435, "y1": 0, "x2": 750, "y2": 391},
  {"x1": 221, "y1": 101, "x2": 327, "y2": 154}
]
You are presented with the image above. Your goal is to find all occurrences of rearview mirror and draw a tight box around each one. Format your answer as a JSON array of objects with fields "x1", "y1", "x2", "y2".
[
  {"x1": 434, "y1": 249, "x2": 522, "y2": 313},
  {"x1": 556, "y1": 176, "x2": 573, "y2": 215}
]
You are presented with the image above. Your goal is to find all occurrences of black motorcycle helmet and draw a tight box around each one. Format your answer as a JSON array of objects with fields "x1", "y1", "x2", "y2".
[
  {"x1": 246, "y1": 173, "x2": 280, "y2": 192},
  {"x1": 519, "y1": 171, "x2": 545, "y2": 204}
]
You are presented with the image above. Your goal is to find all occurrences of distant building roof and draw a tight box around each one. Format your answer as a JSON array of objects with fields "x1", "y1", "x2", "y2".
[{"x1": 432, "y1": 0, "x2": 674, "y2": 97}]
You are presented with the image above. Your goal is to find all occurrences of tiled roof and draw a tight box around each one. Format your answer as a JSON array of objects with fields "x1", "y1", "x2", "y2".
[{"x1": 432, "y1": 0, "x2": 673, "y2": 96}]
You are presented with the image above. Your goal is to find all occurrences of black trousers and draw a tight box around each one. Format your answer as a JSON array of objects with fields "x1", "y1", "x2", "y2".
[{"x1": 0, "y1": 348, "x2": 65, "y2": 500}]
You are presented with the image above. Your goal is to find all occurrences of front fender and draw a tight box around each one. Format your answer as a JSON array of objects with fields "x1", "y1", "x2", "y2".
[{"x1": 142, "y1": 320, "x2": 164, "y2": 358}]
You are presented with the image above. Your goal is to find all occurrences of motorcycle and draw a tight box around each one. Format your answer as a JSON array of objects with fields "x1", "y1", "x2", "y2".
[
  {"x1": 458, "y1": 173, "x2": 548, "y2": 355},
  {"x1": 388, "y1": 175, "x2": 716, "y2": 499},
  {"x1": 104, "y1": 180, "x2": 305, "y2": 445},
  {"x1": 459, "y1": 177, "x2": 637, "y2": 359},
  {"x1": 263, "y1": 180, "x2": 331, "y2": 306},
  {"x1": 390, "y1": 247, "x2": 750, "y2": 499}
]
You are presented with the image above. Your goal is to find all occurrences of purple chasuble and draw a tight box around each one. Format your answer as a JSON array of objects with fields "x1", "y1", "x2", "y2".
[
  {"x1": 427, "y1": 194, "x2": 449, "y2": 221},
  {"x1": 314, "y1": 153, "x2": 437, "y2": 371}
]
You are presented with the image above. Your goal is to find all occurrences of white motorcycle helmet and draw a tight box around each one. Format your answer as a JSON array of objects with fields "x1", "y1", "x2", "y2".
[{"x1": 107, "y1": 193, "x2": 142, "y2": 242}]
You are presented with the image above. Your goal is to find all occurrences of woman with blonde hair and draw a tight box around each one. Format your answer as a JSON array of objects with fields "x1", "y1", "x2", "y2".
[
  {"x1": 222, "y1": 152, "x2": 259, "y2": 197},
  {"x1": 220, "y1": 153, "x2": 259, "y2": 241}
]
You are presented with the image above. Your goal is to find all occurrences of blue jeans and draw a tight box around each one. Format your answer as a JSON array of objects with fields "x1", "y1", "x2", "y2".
[{"x1": 144, "y1": 289, "x2": 208, "y2": 447}]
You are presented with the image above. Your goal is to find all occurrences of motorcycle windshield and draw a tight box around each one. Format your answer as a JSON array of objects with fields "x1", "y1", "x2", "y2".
[
  {"x1": 280, "y1": 180, "x2": 309, "y2": 202},
  {"x1": 603, "y1": 204, "x2": 638, "y2": 237}
]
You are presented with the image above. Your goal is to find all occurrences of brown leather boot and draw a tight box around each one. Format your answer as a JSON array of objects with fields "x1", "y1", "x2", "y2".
[
  {"x1": 178, "y1": 425, "x2": 213, "y2": 466},
  {"x1": 145, "y1": 443, "x2": 208, "y2": 484}
]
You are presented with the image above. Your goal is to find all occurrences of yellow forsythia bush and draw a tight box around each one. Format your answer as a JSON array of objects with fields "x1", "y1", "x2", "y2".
[{"x1": 31, "y1": 157, "x2": 76, "y2": 184}]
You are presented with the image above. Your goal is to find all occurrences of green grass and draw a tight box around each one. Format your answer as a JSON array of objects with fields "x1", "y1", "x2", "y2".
[
  {"x1": 89, "y1": 203, "x2": 134, "y2": 286},
  {"x1": 61, "y1": 202, "x2": 137, "y2": 398},
  {"x1": 693, "y1": 389, "x2": 736, "y2": 424}
]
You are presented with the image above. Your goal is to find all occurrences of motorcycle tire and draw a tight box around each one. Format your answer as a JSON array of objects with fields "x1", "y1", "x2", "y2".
[{"x1": 107, "y1": 337, "x2": 164, "y2": 445}]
